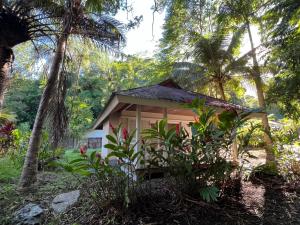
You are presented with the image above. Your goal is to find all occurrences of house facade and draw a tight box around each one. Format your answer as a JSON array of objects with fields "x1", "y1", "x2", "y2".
[{"x1": 93, "y1": 79, "x2": 262, "y2": 165}]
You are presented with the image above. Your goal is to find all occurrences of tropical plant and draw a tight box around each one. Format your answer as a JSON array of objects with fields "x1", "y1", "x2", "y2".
[
  {"x1": 172, "y1": 25, "x2": 247, "y2": 100},
  {"x1": 6, "y1": 122, "x2": 31, "y2": 167},
  {"x1": 271, "y1": 119, "x2": 300, "y2": 182},
  {"x1": 58, "y1": 148, "x2": 129, "y2": 209},
  {"x1": 0, "y1": 122, "x2": 15, "y2": 155},
  {"x1": 0, "y1": 1, "x2": 52, "y2": 108},
  {"x1": 105, "y1": 124, "x2": 143, "y2": 179},
  {"x1": 142, "y1": 99, "x2": 250, "y2": 202},
  {"x1": 58, "y1": 124, "x2": 143, "y2": 208},
  {"x1": 19, "y1": 0, "x2": 125, "y2": 189}
]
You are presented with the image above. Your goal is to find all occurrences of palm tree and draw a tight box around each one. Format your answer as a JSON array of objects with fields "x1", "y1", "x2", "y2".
[
  {"x1": 172, "y1": 26, "x2": 247, "y2": 101},
  {"x1": 0, "y1": 1, "x2": 52, "y2": 108},
  {"x1": 219, "y1": 0, "x2": 275, "y2": 162},
  {"x1": 193, "y1": 27, "x2": 246, "y2": 100},
  {"x1": 18, "y1": 0, "x2": 124, "y2": 189}
]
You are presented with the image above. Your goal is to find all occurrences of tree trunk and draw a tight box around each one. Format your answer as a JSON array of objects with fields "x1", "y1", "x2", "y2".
[
  {"x1": 246, "y1": 22, "x2": 275, "y2": 162},
  {"x1": 217, "y1": 81, "x2": 226, "y2": 101},
  {"x1": 0, "y1": 47, "x2": 14, "y2": 109},
  {"x1": 18, "y1": 34, "x2": 68, "y2": 190}
]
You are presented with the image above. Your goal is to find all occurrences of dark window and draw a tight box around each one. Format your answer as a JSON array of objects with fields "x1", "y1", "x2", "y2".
[{"x1": 88, "y1": 138, "x2": 102, "y2": 149}]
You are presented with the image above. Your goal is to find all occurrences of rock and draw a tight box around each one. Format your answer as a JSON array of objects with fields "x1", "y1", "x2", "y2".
[
  {"x1": 51, "y1": 190, "x2": 80, "y2": 214},
  {"x1": 14, "y1": 203, "x2": 44, "y2": 225}
]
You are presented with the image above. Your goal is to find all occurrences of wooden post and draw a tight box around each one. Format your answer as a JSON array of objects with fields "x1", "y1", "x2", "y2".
[
  {"x1": 135, "y1": 105, "x2": 141, "y2": 172},
  {"x1": 163, "y1": 108, "x2": 168, "y2": 120},
  {"x1": 232, "y1": 138, "x2": 238, "y2": 164},
  {"x1": 136, "y1": 105, "x2": 141, "y2": 151},
  {"x1": 162, "y1": 108, "x2": 168, "y2": 159}
]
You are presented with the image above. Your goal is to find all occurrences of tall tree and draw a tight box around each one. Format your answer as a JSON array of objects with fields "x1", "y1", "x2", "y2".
[
  {"x1": 219, "y1": 0, "x2": 275, "y2": 162},
  {"x1": 0, "y1": 1, "x2": 51, "y2": 108},
  {"x1": 265, "y1": 0, "x2": 300, "y2": 120},
  {"x1": 19, "y1": 0, "x2": 124, "y2": 189},
  {"x1": 191, "y1": 26, "x2": 246, "y2": 100},
  {"x1": 159, "y1": 0, "x2": 220, "y2": 61}
]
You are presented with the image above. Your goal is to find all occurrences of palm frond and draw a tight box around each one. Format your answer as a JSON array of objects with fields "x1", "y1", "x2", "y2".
[
  {"x1": 226, "y1": 24, "x2": 246, "y2": 56},
  {"x1": 85, "y1": 0, "x2": 121, "y2": 14},
  {"x1": 72, "y1": 14, "x2": 125, "y2": 50},
  {"x1": 171, "y1": 62, "x2": 208, "y2": 90},
  {"x1": 0, "y1": 1, "x2": 54, "y2": 47}
]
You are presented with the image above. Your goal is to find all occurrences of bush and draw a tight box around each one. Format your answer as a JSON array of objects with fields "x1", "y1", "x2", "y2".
[
  {"x1": 272, "y1": 119, "x2": 300, "y2": 182},
  {"x1": 0, "y1": 157, "x2": 21, "y2": 182},
  {"x1": 251, "y1": 162, "x2": 279, "y2": 177},
  {"x1": 237, "y1": 120, "x2": 265, "y2": 148},
  {"x1": 5, "y1": 123, "x2": 63, "y2": 170},
  {"x1": 276, "y1": 146, "x2": 300, "y2": 182},
  {"x1": 142, "y1": 99, "x2": 250, "y2": 202},
  {"x1": 59, "y1": 124, "x2": 143, "y2": 209},
  {"x1": 4, "y1": 123, "x2": 31, "y2": 168},
  {"x1": 0, "y1": 122, "x2": 15, "y2": 155}
]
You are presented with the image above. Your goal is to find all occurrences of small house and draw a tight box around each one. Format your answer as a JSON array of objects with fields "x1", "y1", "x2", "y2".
[{"x1": 93, "y1": 79, "x2": 261, "y2": 165}]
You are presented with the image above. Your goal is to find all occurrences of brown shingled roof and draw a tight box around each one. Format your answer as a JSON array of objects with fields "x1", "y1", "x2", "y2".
[
  {"x1": 92, "y1": 79, "x2": 252, "y2": 129},
  {"x1": 115, "y1": 79, "x2": 247, "y2": 111}
]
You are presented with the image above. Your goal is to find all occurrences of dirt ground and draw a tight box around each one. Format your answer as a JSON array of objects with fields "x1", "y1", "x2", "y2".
[
  {"x1": 1, "y1": 170, "x2": 299, "y2": 225},
  {"x1": 57, "y1": 177, "x2": 300, "y2": 225}
]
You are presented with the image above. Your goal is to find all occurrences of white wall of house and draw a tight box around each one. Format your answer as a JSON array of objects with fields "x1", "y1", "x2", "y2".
[
  {"x1": 100, "y1": 108, "x2": 195, "y2": 162},
  {"x1": 83, "y1": 130, "x2": 104, "y2": 149},
  {"x1": 83, "y1": 130, "x2": 104, "y2": 139},
  {"x1": 102, "y1": 120, "x2": 110, "y2": 158},
  {"x1": 101, "y1": 113, "x2": 120, "y2": 159}
]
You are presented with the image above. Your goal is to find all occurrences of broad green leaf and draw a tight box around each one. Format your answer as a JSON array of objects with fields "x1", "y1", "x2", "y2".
[{"x1": 106, "y1": 134, "x2": 117, "y2": 144}]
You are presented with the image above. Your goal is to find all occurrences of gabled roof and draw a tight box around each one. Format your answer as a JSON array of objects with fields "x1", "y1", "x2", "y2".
[
  {"x1": 93, "y1": 79, "x2": 249, "y2": 129},
  {"x1": 116, "y1": 79, "x2": 245, "y2": 110}
]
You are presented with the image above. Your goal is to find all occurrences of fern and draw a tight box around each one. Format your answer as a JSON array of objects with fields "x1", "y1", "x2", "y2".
[{"x1": 199, "y1": 186, "x2": 219, "y2": 202}]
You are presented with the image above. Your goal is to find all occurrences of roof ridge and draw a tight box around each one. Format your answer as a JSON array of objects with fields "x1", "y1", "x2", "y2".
[{"x1": 116, "y1": 83, "x2": 158, "y2": 93}]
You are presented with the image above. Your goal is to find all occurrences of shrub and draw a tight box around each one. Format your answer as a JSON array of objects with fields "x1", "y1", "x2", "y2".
[
  {"x1": 6, "y1": 124, "x2": 63, "y2": 170},
  {"x1": 142, "y1": 99, "x2": 250, "y2": 202},
  {"x1": 0, "y1": 122, "x2": 16, "y2": 156},
  {"x1": 237, "y1": 120, "x2": 265, "y2": 148},
  {"x1": 4, "y1": 123, "x2": 30, "y2": 167},
  {"x1": 0, "y1": 157, "x2": 21, "y2": 182},
  {"x1": 59, "y1": 124, "x2": 143, "y2": 209},
  {"x1": 272, "y1": 119, "x2": 300, "y2": 182}
]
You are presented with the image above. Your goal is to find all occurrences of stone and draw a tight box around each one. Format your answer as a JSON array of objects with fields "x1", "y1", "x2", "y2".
[
  {"x1": 51, "y1": 190, "x2": 80, "y2": 214},
  {"x1": 13, "y1": 203, "x2": 44, "y2": 225}
]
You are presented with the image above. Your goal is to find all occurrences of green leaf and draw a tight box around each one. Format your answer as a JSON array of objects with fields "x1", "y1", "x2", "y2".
[
  {"x1": 132, "y1": 151, "x2": 142, "y2": 161},
  {"x1": 107, "y1": 151, "x2": 127, "y2": 159},
  {"x1": 90, "y1": 150, "x2": 97, "y2": 161},
  {"x1": 199, "y1": 186, "x2": 219, "y2": 202},
  {"x1": 104, "y1": 143, "x2": 117, "y2": 150},
  {"x1": 69, "y1": 158, "x2": 87, "y2": 164},
  {"x1": 106, "y1": 134, "x2": 117, "y2": 144},
  {"x1": 62, "y1": 164, "x2": 74, "y2": 172}
]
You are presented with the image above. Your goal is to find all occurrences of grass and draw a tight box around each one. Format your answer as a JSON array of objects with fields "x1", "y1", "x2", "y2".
[
  {"x1": 0, "y1": 157, "x2": 21, "y2": 182},
  {"x1": 0, "y1": 148, "x2": 99, "y2": 224},
  {"x1": 63, "y1": 148, "x2": 101, "y2": 162},
  {"x1": 0, "y1": 170, "x2": 79, "y2": 225}
]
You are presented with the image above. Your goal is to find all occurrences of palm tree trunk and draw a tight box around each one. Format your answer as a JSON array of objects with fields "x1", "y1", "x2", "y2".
[
  {"x1": 18, "y1": 34, "x2": 68, "y2": 189},
  {"x1": 217, "y1": 81, "x2": 226, "y2": 101},
  {"x1": 246, "y1": 22, "x2": 274, "y2": 162},
  {"x1": 0, "y1": 47, "x2": 14, "y2": 109}
]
